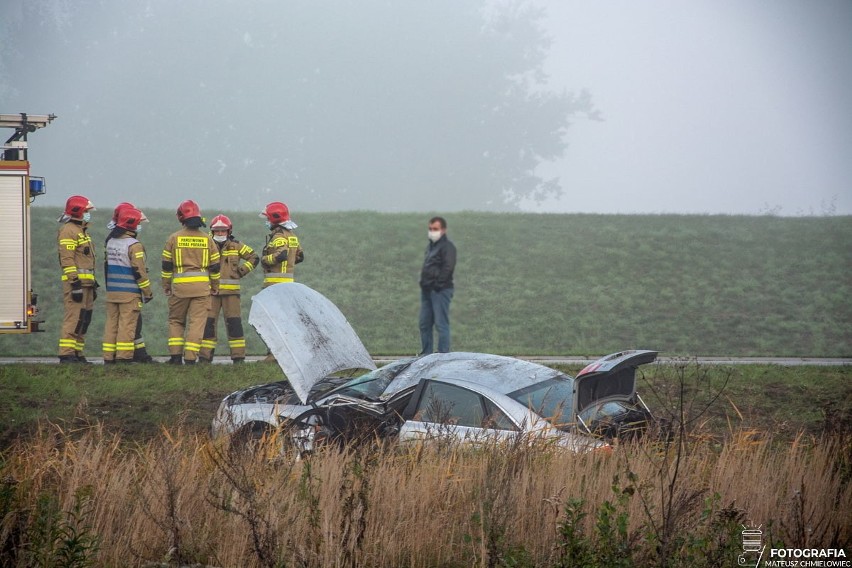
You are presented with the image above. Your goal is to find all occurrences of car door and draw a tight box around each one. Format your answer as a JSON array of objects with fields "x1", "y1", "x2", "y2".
[{"x1": 398, "y1": 380, "x2": 519, "y2": 444}]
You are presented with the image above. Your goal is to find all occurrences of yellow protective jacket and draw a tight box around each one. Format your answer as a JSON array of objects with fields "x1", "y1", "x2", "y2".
[
  {"x1": 161, "y1": 227, "x2": 221, "y2": 298},
  {"x1": 104, "y1": 233, "x2": 153, "y2": 303},
  {"x1": 216, "y1": 237, "x2": 258, "y2": 295},
  {"x1": 57, "y1": 220, "x2": 96, "y2": 287},
  {"x1": 260, "y1": 227, "x2": 302, "y2": 286}
]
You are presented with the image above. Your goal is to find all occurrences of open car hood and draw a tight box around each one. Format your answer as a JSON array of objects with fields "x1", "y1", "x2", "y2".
[
  {"x1": 573, "y1": 350, "x2": 658, "y2": 414},
  {"x1": 249, "y1": 283, "x2": 377, "y2": 404}
]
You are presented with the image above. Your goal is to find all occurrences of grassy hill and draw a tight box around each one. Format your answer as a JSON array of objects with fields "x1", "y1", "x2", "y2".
[{"x1": 1, "y1": 209, "x2": 850, "y2": 357}]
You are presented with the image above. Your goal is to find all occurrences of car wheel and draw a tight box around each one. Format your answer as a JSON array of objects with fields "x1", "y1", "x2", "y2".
[
  {"x1": 280, "y1": 409, "x2": 328, "y2": 457},
  {"x1": 229, "y1": 421, "x2": 276, "y2": 456}
]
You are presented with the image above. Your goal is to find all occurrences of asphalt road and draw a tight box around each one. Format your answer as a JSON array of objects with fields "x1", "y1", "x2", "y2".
[{"x1": 0, "y1": 355, "x2": 849, "y2": 366}]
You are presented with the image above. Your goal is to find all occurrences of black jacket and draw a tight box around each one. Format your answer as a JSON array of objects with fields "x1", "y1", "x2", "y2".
[{"x1": 419, "y1": 235, "x2": 456, "y2": 291}]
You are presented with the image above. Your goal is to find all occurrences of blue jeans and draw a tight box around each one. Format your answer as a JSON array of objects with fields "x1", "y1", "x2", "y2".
[{"x1": 419, "y1": 287, "x2": 454, "y2": 354}]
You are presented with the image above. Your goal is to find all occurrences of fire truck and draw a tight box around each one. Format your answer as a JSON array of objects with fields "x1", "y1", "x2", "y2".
[{"x1": 0, "y1": 113, "x2": 55, "y2": 333}]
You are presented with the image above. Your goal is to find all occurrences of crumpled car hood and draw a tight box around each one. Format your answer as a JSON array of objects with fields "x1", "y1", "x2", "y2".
[{"x1": 249, "y1": 283, "x2": 377, "y2": 404}]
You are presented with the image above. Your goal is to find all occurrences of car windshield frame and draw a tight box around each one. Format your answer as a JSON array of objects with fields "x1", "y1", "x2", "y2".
[
  {"x1": 325, "y1": 359, "x2": 416, "y2": 401},
  {"x1": 507, "y1": 377, "x2": 575, "y2": 431}
]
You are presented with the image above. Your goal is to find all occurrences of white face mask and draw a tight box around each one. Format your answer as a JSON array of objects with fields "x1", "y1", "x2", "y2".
[
  {"x1": 265, "y1": 221, "x2": 274, "y2": 231},
  {"x1": 82, "y1": 212, "x2": 92, "y2": 223},
  {"x1": 428, "y1": 230, "x2": 442, "y2": 243},
  {"x1": 212, "y1": 234, "x2": 227, "y2": 243},
  {"x1": 135, "y1": 224, "x2": 143, "y2": 233}
]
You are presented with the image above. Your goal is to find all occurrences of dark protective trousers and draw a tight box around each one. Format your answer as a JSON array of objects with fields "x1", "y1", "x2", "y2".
[
  {"x1": 419, "y1": 287, "x2": 454, "y2": 355},
  {"x1": 102, "y1": 300, "x2": 142, "y2": 362},
  {"x1": 199, "y1": 294, "x2": 246, "y2": 360},
  {"x1": 58, "y1": 284, "x2": 95, "y2": 357},
  {"x1": 167, "y1": 295, "x2": 210, "y2": 362}
]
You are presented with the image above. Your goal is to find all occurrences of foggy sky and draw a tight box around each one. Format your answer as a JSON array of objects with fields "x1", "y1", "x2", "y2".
[
  {"x1": 2, "y1": 0, "x2": 850, "y2": 216},
  {"x1": 530, "y1": 0, "x2": 852, "y2": 216}
]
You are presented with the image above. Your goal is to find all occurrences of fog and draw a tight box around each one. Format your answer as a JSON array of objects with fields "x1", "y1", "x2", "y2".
[{"x1": 2, "y1": 0, "x2": 850, "y2": 215}]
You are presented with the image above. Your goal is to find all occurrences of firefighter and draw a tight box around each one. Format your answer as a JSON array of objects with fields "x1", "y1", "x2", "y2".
[
  {"x1": 57, "y1": 195, "x2": 97, "y2": 363},
  {"x1": 259, "y1": 201, "x2": 304, "y2": 362},
  {"x1": 198, "y1": 214, "x2": 258, "y2": 364},
  {"x1": 106, "y1": 202, "x2": 155, "y2": 363},
  {"x1": 161, "y1": 200, "x2": 221, "y2": 365},
  {"x1": 259, "y1": 201, "x2": 303, "y2": 288},
  {"x1": 102, "y1": 206, "x2": 153, "y2": 364}
]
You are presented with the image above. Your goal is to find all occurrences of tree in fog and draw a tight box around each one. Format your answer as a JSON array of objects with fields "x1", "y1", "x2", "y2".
[{"x1": 1, "y1": 0, "x2": 597, "y2": 211}]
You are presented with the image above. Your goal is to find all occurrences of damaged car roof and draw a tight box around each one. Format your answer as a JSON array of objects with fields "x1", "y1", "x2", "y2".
[{"x1": 383, "y1": 352, "x2": 568, "y2": 398}]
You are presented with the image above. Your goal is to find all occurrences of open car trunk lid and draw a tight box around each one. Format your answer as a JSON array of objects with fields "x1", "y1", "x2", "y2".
[
  {"x1": 249, "y1": 283, "x2": 377, "y2": 404},
  {"x1": 573, "y1": 350, "x2": 658, "y2": 415}
]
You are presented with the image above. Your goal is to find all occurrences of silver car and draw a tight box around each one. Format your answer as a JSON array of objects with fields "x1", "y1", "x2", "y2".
[{"x1": 212, "y1": 284, "x2": 657, "y2": 453}]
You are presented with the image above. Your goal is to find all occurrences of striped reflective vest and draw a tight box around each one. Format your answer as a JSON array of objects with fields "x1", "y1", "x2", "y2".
[{"x1": 105, "y1": 235, "x2": 152, "y2": 302}]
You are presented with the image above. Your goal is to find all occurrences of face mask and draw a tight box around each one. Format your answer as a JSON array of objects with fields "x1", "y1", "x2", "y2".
[
  {"x1": 212, "y1": 234, "x2": 227, "y2": 243},
  {"x1": 106, "y1": 220, "x2": 116, "y2": 230},
  {"x1": 135, "y1": 224, "x2": 143, "y2": 233},
  {"x1": 82, "y1": 212, "x2": 92, "y2": 223},
  {"x1": 428, "y1": 230, "x2": 442, "y2": 243},
  {"x1": 265, "y1": 221, "x2": 274, "y2": 231}
]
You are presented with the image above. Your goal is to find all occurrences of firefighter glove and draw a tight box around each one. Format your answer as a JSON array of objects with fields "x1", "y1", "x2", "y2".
[
  {"x1": 274, "y1": 250, "x2": 289, "y2": 263},
  {"x1": 70, "y1": 281, "x2": 83, "y2": 303},
  {"x1": 163, "y1": 284, "x2": 172, "y2": 296},
  {"x1": 295, "y1": 249, "x2": 305, "y2": 264},
  {"x1": 143, "y1": 295, "x2": 153, "y2": 304}
]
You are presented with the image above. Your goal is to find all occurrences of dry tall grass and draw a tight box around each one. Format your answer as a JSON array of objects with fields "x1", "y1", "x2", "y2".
[{"x1": 1, "y1": 423, "x2": 849, "y2": 567}]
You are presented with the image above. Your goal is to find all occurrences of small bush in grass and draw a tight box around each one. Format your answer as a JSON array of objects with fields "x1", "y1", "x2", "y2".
[{"x1": 4, "y1": 486, "x2": 100, "y2": 568}]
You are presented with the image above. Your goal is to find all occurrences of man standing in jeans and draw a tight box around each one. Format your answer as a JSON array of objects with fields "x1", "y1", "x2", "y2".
[{"x1": 419, "y1": 216, "x2": 457, "y2": 354}]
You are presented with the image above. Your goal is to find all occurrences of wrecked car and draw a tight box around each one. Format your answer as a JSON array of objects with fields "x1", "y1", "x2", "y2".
[{"x1": 212, "y1": 283, "x2": 658, "y2": 453}]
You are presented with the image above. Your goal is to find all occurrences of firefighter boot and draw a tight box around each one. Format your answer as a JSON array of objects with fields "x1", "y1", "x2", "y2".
[
  {"x1": 75, "y1": 353, "x2": 93, "y2": 364},
  {"x1": 133, "y1": 347, "x2": 157, "y2": 364},
  {"x1": 168, "y1": 355, "x2": 183, "y2": 365}
]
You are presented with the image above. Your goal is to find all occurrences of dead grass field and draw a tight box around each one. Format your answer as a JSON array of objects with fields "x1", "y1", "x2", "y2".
[{"x1": 1, "y1": 422, "x2": 849, "y2": 567}]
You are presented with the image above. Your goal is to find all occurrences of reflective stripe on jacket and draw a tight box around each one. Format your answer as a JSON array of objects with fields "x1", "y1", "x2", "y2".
[
  {"x1": 216, "y1": 238, "x2": 258, "y2": 294},
  {"x1": 161, "y1": 228, "x2": 221, "y2": 298},
  {"x1": 260, "y1": 228, "x2": 301, "y2": 287},
  {"x1": 57, "y1": 221, "x2": 96, "y2": 286}
]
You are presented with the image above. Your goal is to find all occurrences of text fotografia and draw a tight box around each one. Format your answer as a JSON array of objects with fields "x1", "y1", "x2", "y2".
[{"x1": 761, "y1": 548, "x2": 849, "y2": 568}]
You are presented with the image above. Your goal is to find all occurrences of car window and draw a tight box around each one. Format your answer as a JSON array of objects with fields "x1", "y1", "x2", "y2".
[
  {"x1": 330, "y1": 359, "x2": 415, "y2": 400},
  {"x1": 578, "y1": 401, "x2": 630, "y2": 423},
  {"x1": 483, "y1": 399, "x2": 519, "y2": 431},
  {"x1": 416, "y1": 382, "x2": 484, "y2": 427},
  {"x1": 508, "y1": 378, "x2": 574, "y2": 429}
]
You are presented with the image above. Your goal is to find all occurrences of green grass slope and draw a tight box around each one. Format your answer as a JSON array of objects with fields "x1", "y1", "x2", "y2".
[
  {"x1": 0, "y1": 362, "x2": 848, "y2": 446},
  {"x1": 1, "y1": 209, "x2": 850, "y2": 357}
]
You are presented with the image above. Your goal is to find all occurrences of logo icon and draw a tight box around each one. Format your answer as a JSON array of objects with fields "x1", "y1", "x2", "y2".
[{"x1": 738, "y1": 523, "x2": 766, "y2": 567}]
